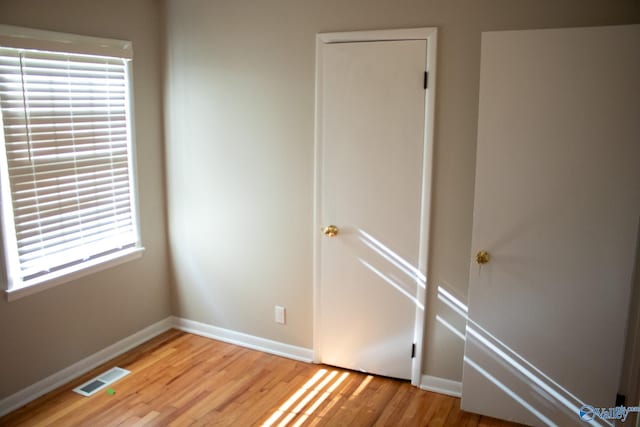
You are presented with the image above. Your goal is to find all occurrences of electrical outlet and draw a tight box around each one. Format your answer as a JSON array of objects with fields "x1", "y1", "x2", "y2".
[{"x1": 275, "y1": 306, "x2": 286, "y2": 324}]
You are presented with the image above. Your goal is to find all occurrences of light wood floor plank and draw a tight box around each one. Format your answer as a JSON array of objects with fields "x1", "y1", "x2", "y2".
[{"x1": 0, "y1": 330, "x2": 525, "y2": 426}]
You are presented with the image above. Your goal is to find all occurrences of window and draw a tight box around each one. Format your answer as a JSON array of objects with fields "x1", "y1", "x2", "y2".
[{"x1": 0, "y1": 25, "x2": 143, "y2": 299}]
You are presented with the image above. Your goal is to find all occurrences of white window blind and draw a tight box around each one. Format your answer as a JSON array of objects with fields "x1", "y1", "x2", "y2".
[{"x1": 0, "y1": 46, "x2": 140, "y2": 289}]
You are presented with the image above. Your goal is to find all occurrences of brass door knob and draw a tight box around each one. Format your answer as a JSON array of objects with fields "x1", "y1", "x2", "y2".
[
  {"x1": 323, "y1": 225, "x2": 339, "y2": 237},
  {"x1": 475, "y1": 250, "x2": 490, "y2": 265}
]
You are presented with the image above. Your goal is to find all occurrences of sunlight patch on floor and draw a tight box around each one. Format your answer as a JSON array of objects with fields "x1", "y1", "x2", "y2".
[{"x1": 261, "y1": 368, "x2": 351, "y2": 427}]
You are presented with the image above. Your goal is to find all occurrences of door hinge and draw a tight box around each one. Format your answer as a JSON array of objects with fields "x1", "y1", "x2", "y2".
[
  {"x1": 423, "y1": 71, "x2": 428, "y2": 89},
  {"x1": 411, "y1": 343, "x2": 416, "y2": 358}
]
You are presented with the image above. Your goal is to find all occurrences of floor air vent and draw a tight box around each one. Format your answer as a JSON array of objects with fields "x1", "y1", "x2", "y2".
[{"x1": 73, "y1": 367, "x2": 130, "y2": 397}]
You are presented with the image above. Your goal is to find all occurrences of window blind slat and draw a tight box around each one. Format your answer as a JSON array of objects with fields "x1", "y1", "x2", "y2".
[
  {"x1": 13, "y1": 172, "x2": 129, "y2": 197},
  {"x1": 4, "y1": 118, "x2": 127, "y2": 130},
  {"x1": 2, "y1": 97, "x2": 126, "y2": 105},
  {"x1": 13, "y1": 190, "x2": 131, "y2": 214},
  {"x1": 0, "y1": 66, "x2": 125, "y2": 79},
  {"x1": 1, "y1": 106, "x2": 127, "y2": 117},
  {"x1": 6, "y1": 143, "x2": 128, "y2": 158},
  {"x1": 0, "y1": 63, "x2": 124, "y2": 74},
  {"x1": 8, "y1": 163, "x2": 130, "y2": 185},
  {"x1": 5, "y1": 138, "x2": 128, "y2": 153},
  {"x1": 7, "y1": 156, "x2": 129, "y2": 174},
  {"x1": 16, "y1": 201, "x2": 131, "y2": 234},
  {"x1": 17, "y1": 204, "x2": 132, "y2": 239},
  {"x1": 20, "y1": 239, "x2": 137, "y2": 280},
  {"x1": 1, "y1": 93, "x2": 126, "y2": 103},
  {"x1": 14, "y1": 189, "x2": 132, "y2": 219},
  {"x1": 10, "y1": 165, "x2": 129, "y2": 188},
  {"x1": 7, "y1": 148, "x2": 128, "y2": 165},
  {"x1": 19, "y1": 226, "x2": 135, "y2": 264},
  {"x1": 12, "y1": 184, "x2": 131, "y2": 212},
  {"x1": 15, "y1": 197, "x2": 132, "y2": 230},
  {"x1": 18, "y1": 215, "x2": 134, "y2": 254},
  {"x1": 0, "y1": 44, "x2": 139, "y2": 285},
  {"x1": 19, "y1": 231, "x2": 136, "y2": 277},
  {"x1": 0, "y1": 88, "x2": 126, "y2": 98},
  {"x1": 13, "y1": 186, "x2": 131, "y2": 213},
  {"x1": 5, "y1": 128, "x2": 127, "y2": 143},
  {"x1": 6, "y1": 142, "x2": 129, "y2": 158}
]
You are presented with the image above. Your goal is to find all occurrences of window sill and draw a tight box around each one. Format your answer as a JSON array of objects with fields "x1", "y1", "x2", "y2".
[{"x1": 4, "y1": 247, "x2": 145, "y2": 302}]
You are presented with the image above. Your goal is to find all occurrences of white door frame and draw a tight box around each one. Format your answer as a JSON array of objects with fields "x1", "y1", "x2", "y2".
[{"x1": 313, "y1": 27, "x2": 438, "y2": 386}]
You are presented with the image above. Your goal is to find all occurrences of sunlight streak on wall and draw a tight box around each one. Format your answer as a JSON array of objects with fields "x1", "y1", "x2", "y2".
[
  {"x1": 465, "y1": 356, "x2": 557, "y2": 427},
  {"x1": 437, "y1": 286, "x2": 468, "y2": 313},
  {"x1": 466, "y1": 324, "x2": 608, "y2": 426},
  {"x1": 359, "y1": 258, "x2": 424, "y2": 310},
  {"x1": 435, "y1": 315, "x2": 465, "y2": 341},
  {"x1": 358, "y1": 228, "x2": 426, "y2": 286},
  {"x1": 437, "y1": 282, "x2": 604, "y2": 425}
]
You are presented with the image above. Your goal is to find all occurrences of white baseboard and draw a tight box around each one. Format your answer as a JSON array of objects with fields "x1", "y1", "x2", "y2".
[
  {"x1": 0, "y1": 316, "x2": 174, "y2": 417},
  {"x1": 420, "y1": 374, "x2": 462, "y2": 397},
  {"x1": 172, "y1": 316, "x2": 313, "y2": 363},
  {"x1": 3, "y1": 315, "x2": 431, "y2": 418}
]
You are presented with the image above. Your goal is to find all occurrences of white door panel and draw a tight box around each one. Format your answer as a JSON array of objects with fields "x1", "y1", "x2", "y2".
[
  {"x1": 317, "y1": 40, "x2": 427, "y2": 380},
  {"x1": 462, "y1": 25, "x2": 640, "y2": 426}
]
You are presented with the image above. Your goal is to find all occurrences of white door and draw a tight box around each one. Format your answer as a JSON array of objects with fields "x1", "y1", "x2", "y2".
[
  {"x1": 462, "y1": 25, "x2": 640, "y2": 426},
  {"x1": 315, "y1": 35, "x2": 433, "y2": 381}
]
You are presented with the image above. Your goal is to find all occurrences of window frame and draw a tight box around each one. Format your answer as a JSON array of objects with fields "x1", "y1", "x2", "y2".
[{"x1": 0, "y1": 25, "x2": 144, "y2": 301}]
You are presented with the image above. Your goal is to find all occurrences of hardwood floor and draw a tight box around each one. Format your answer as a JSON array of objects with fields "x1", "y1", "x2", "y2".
[{"x1": 0, "y1": 330, "x2": 523, "y2": 426}]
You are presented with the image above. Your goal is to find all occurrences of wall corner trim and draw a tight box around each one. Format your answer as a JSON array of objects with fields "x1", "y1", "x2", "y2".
[
  {"x1": 172, "y1": 316, "x2": 314, "y2": 363},
  {"x1": 419, "y1": 375, "x2": 462, "y2": 397},
  {"x1": 0, "y1": 316, "x2": 174, "y2": 417}
]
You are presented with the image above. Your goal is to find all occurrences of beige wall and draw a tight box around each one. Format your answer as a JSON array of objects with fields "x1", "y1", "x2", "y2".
[
  {"x1": 0, "y1": 0, "x2": 638, "y2": 401},
  {"x1": 0, "y1": 0, "x2": 171, "y2": 398},
  {"x1": 164, "y1": 0, "x2": 640, "y2": 382}
]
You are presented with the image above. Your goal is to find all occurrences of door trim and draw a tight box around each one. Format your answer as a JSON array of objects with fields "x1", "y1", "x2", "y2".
[{"x1": 313, "y1": 27, "x2": 438, "y2": 386}]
